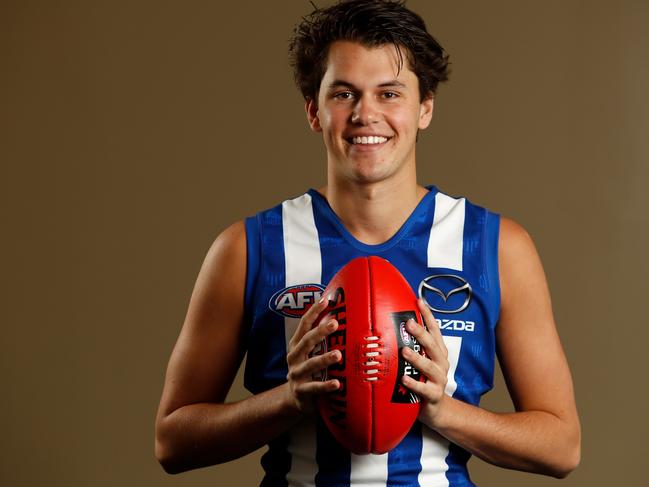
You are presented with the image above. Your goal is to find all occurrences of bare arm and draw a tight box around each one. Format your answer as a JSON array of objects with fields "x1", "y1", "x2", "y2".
[
  {"x1": 154, "y1": 221, "x2": 341, "y2": 474},
  {"x1": 402, "y1": 217, "x2": 581, "y2": 478}
]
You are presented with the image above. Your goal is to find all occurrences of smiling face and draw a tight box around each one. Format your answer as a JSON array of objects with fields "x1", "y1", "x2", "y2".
[{"x1": 307, "y1": 41, "x2": 433, "y2": 186}]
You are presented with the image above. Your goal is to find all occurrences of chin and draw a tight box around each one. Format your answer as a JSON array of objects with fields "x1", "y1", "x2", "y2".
[
  {"x1": 349, "y1": 167, "x2": 397, "y2": 185},
  {"x1": 330, "y1": 151, "x2": 406, "y2": 186},
  {"x1": 353, "y1": 158, "x2": 404, "y2": 182}
]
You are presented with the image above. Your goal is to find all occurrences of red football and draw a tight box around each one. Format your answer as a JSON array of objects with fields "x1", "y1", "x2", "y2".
[{"x1": 313, "y1": 256, "x2": 426, "y2": 455}]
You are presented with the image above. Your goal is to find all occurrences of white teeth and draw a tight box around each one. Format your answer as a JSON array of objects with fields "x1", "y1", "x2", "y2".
[{"x1": 351, "y1": 136, "x2": 388, "y2": 145}]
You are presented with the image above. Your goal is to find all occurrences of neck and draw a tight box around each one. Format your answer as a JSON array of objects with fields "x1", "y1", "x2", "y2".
[{"x1": 319, "y1": 170, "x2": 428, "y2": 245}]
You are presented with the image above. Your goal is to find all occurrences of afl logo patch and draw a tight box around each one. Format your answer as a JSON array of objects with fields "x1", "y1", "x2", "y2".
[{"x1": 269, "y1": 283, "x2": 325, "y2": 318}]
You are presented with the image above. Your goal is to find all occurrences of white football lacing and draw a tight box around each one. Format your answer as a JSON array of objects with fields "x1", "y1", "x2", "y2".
[{"x1": 363, "y1": 336, "x2": 382, "y2": 382}]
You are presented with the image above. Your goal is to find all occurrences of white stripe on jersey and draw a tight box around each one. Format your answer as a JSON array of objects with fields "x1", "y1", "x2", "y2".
[
  {"x1": 421, "y1": 193, "x2": 466, "y2": 486},
  {"x1": 443, "y1": 336, "x2": 462, "y2": 399},
  {"x1": 282, "y1": 193, "x2": 321, "y2": 486},
  {"x1": 419, "y1": 336, "x2": 463, "y2": 486},
  {"x1": 428, "y1": 193, "x2": 466, "y2": 271},
  {"x1": 282, "y1": 193, "x2": 322, "y2": 347},
  {"x1": 350, "y1": 452, "x2": 389, "y2": 487}
]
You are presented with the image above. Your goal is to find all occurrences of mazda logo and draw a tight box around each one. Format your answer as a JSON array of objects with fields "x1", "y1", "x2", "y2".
[{"x1": 418, "y1": 274, "x2": 472, "y2": 314}]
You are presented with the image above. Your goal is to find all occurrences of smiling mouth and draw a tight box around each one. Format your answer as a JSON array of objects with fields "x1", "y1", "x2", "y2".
[{"x1": 346, "y1": 135, "x2": 392, "y2": 145}]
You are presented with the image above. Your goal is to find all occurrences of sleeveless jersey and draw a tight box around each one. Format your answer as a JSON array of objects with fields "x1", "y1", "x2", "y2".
[{"x1": 243, "y1": 186, "x2": 501, "y2": 487}]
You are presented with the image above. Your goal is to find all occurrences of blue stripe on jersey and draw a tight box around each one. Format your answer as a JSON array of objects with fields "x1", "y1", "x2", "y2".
[
  {"x1": 261, "y1": 434, "x2": 291, "y2": 487},
  {"x1": 246, "y1": 207, "x2": 296, "y2": 485},
  {"x1": 387, "y1": 422, "x2": 423, "y2": 485},
  {"x1": 244, "y1": 216, "x2": 262, "y2": 338},
  {"x1": 462, "y1": 198, "x2": 485, "y2": 277},
  {"x1": 315, "y1": 415, "x2": 351, "y2": 486},
  {"x1": 445, "y1": 443, "x2": 474, "y2": 487},
  {"x1": 485, "y1": 210, "x2": 501, "y2": 326},
  {"x1": 244, "y1": 206, "x2": 290, "y2": 393}
]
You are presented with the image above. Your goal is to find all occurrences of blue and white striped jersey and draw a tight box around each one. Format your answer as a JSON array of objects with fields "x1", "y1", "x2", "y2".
[{"x1": 243, "y1": 186, "x2": 501, "y2": 486}]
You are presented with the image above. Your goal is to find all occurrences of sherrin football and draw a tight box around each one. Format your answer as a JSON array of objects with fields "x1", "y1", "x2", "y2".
[{"x1": 313, "y1": 256, "x2": 426, "y2": 455}]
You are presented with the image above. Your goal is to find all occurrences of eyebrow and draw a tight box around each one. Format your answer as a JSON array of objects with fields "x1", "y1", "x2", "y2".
[{"x1": 327, "y1": 79, "x2": 407, "y2": 90}]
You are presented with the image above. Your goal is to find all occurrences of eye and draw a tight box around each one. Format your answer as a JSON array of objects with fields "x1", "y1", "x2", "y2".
[
  {"x1": 382, "y1": 91, "x2": 399, "y2": 99},
  {"x1": 334, "y1": 91, "x2": 355, "y2": 100}
]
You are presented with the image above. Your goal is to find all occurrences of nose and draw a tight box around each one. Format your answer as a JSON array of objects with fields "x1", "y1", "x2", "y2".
[{"x1": 350, "y1": 95, "x2": 380, "y2": 125}]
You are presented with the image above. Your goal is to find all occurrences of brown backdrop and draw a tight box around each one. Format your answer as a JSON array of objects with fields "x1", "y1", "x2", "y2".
[{"x1": 2, "y1": 1, "x2": 647, "y2": 485}]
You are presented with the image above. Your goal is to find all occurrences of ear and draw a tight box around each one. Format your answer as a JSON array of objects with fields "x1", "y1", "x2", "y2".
[
  {"x1": 418, "y1": 94, "x2": 434, "y2": 130},
  {"x1": 305, "y1": 97, "x2": 322, "y2": 132}
]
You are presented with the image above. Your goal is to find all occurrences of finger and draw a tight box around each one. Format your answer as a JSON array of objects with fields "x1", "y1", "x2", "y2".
[
  {"x1": 299, "y1": 318, "x2": 339, "y2": 358},
  {"x1": 417, "y1": 298, "x2": 448, "y2": 357},
  {"x1": 289, "y1": 349, "x2": 341, "y2": 381},
  {"x1": 288, "y1": 319, "x2": 338, "y2": 365},
  {"x1": 290, "y1": 296, "x2": 329, "y2": 348},
  {"x1": 402, "y1": 345, "x2": 448, "y2": 382},
  {"x1": 401, "y1": 374, "x2": 428, "y2": 395},
  {"x1": 405, "y1": 318, "x2": 446, "y2": 365},
  {"x1": 295, "y1": 378, "x2": 341, "y2": 397},
  {"x1": 401, "y1": 374, "x2": 444, "y2": 402}
]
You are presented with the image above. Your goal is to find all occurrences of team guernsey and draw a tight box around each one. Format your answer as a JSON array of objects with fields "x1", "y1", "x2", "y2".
[{"x1": 243, "y1": 186, "x2": 500, "y2": 487}]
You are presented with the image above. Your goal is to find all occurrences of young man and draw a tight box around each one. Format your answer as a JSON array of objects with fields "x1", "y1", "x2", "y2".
[{"x1": 155, "y1": 1, "x2": 580, "y2": 485}]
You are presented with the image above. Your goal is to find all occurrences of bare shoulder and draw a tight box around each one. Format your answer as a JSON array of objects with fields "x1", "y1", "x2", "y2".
[
  {"x1": 182, "y1": 219, "x2": 248, "y2": 346},
  {"x1": 497, "y1": 216, "x2": 548, "y2": 310},
  {"x1": 216, "y1": 219, "x2": 246, "y2": 251},
  {"x1": 203, "y1": 220, "x2": 247, "y2": 278},
  {"x1": 498, "y1": 216, "x2": 536, "y2": 259},
  {"x1": 190, "y1": 220, "x2": 247, "y2": 312}
]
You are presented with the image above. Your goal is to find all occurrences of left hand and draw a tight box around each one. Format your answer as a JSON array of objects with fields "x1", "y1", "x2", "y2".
[{"x1": 400, "y1": 298, "x2": 450, "y2": 426}]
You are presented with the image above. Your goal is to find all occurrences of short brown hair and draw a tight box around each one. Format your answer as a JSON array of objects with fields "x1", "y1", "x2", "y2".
[{"x1": 288, "y1": 0, "x2": 450, "y2": 102}]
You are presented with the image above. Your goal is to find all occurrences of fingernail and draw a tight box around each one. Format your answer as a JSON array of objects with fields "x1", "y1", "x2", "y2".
[
  {"x1": 318, "y1": 296, "x2": 325, "y2": 304},
  {"x1": 328, "y1": 320, "x2": 338, "y2": 330}
]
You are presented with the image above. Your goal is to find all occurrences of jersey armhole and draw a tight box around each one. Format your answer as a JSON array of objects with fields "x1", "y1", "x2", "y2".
[
  {"x1": 485, "y1": 211, "x2": 501, "y2": 328},
  {"x1": 244, "y1": 215, "x2": 262, "y2": 339}
]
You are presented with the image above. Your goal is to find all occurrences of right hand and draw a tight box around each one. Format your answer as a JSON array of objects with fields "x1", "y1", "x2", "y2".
[{"x1": 285, "y1": 297, "x2": 342, "y2": 413}]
